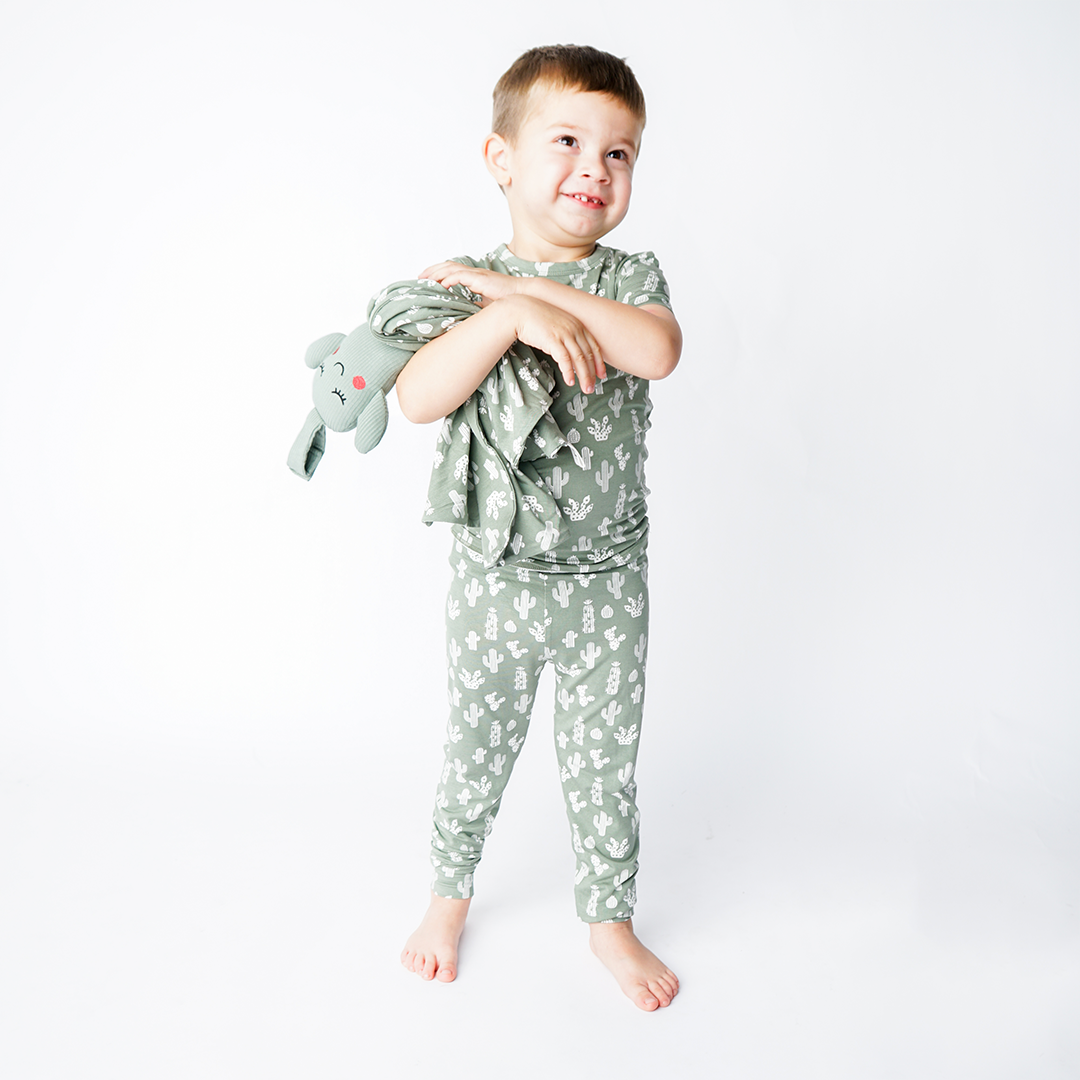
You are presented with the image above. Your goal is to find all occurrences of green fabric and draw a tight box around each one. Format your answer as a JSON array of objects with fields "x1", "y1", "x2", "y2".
[
  {"x1": 431, "y1": 553, "x2": 649, "y2": 921},
  {"x1": 441, "y1": 245, "x2": 672, "y2": 575},
  {"x1": 366, "y1": 246, "x2": 672, "y2": 571},
  {"x1": 366, "y1": 279, "x2": 582, "y2": 567}
]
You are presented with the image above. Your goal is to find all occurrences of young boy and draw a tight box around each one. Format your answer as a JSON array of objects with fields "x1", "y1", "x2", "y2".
[{"x1": 396, "y1": 44, "x2": 682, "y2": 1011}]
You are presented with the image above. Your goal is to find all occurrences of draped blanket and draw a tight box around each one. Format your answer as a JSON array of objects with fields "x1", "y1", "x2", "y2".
[{"x1": 366, "y1": 280, "x2": 582, "y2": 567}]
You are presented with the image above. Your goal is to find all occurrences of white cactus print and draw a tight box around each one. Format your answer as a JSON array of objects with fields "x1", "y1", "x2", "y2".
[
  {"x1": 606, "y1": 662, "x2": 622, "y2": 696},
  {"x1": 459, "y1": 669, "x2": 485, "y2": 691},
  {"x1": 601, "y1": 701, "x2": 622, "y2": 726},
  {"x1": 566, "y1": 496, "x2": 593, "y2": 522},
  {"x1": 606, "y1": 836, "x2": 630, "y2": 858},
  {"x1": 586, "y1": 885, "x2": 601, "y2": 918},
  {"x1": 587, "y1": 416, "x2": 613, "y2": 441},
  {"x1": 564, "y1": 751, "x2": 587, "y2": 778}
]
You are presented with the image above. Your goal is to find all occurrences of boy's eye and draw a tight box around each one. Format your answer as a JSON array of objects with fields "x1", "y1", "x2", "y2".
[
  {"x1": 607, "y1": 149, "x2": 628, "y2": 161},
  {"x1": 556, "y1": 135, "x2": 577, "y2": 147}
]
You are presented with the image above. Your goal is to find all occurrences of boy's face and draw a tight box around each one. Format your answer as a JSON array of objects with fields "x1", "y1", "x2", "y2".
[{"x1": 487, "y1": 85, "x2": 643, "y2": 263}]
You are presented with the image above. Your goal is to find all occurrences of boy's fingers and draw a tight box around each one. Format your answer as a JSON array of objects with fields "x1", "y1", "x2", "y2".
[
  {"x1": 577, "y1": 333, "x2": 603, "y2": 390},
  {"x1": 418, "y1": 260, "x2": 464, "y2": 282},
  {"x1": 587, "y1": 335, "x2": 605, "y2": 379},
  {"x1": 592, "y1": 345, "x2": 607, "y2": 378}
]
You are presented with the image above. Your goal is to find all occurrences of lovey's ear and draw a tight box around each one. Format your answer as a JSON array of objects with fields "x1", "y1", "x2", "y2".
[
  {"x1": 483, "y1": 132, "x2": 512, "y2": 190},
  {"x1": 287, "y1": 409, "x2": 327, "y2": 479},
  {"x1": 305, "y1": 333, "x2": 346, "y2": 369}
]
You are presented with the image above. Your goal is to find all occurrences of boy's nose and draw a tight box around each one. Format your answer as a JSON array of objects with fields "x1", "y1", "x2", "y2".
[{"x1": 579, "y1": 156, "x2": 610, "y2": 181}]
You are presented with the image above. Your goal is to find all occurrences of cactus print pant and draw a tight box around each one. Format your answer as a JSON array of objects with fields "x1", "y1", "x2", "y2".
[{"x1": 431, "y1": 552, "x2": 649, "y2": 922}]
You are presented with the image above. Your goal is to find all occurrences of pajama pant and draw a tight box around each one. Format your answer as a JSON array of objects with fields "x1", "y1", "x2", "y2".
[{"x1": 430, "y1": 551, "x2": 649, "y2": 922}]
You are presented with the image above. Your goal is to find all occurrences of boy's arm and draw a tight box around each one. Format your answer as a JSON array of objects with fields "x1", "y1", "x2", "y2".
[
  {"x1": 420, "y1": 262, "x2": 682, "y2": 384},
  {"x1": 394, "y1": 292, "x2": 605, "y2": 425}
]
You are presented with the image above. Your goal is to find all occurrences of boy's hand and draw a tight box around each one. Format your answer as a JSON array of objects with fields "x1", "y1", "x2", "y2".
[
  {"x1": 502, "y1": 295, "x2": 606, "y2": 393},
  {"x1": 418, "y1": 262, "x2": 519, "y2": 306},
  {"x1": 416, "y1": 261, "x2": 612, "y2": 391}
]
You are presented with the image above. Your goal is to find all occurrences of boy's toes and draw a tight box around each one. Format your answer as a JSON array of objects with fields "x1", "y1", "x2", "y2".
[
  {"x1": 436, "y1": 962, "x2": 456, "y2": 983},
  {"x1": 635, "y1": 987, "x2": 660, "y2": 1011},
  {"x1": 420, "y1": 953, "x2": 437, "y2": 980}
]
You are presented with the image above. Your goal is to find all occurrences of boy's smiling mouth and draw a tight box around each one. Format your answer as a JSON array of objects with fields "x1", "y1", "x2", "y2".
[{"x1": 564, "y1": 192, "x2": 606, "y2": 208}]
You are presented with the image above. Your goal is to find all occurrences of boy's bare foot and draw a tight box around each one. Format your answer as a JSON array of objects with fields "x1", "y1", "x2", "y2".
[
  {"x1": 400, "y1": 892, "x2": 471, "y2": 983},
  {"x1": 589, "y1": 918, "x2": 679, "y2": 1011}
]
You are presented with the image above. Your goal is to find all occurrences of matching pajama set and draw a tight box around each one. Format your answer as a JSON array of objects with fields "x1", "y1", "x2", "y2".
[{"x1": 425, "y1": 244, "x2": 672, "y2": 922}]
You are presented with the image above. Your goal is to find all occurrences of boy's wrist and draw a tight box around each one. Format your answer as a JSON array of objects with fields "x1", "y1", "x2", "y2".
[
  {"x1": 492, "y1": 292, "x2": 544, "y2": 337},
  {"x1": 513, "y1": 276, "x2": 558, "y2": 302}
]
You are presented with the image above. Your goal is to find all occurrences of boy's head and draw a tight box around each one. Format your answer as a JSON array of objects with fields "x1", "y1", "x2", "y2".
[
  {"x1": 491, "y1": 44, "x2": 646, "y2": 146},
  {"x1": 485, "y1": 45, "x2": 648, "y2": 262}
]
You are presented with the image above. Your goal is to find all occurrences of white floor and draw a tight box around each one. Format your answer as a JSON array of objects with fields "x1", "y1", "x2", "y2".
[{"x1": 2, "y1": 704, "x2": 1075, "y2": 1080}]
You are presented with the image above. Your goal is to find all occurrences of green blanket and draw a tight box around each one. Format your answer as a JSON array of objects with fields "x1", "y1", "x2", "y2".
[{"x1": 367, "y1": 280, "x2": 582, "y2": 567}]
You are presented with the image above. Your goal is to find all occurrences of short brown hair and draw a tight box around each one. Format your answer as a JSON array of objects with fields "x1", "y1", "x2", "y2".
[{"x1": 492, "y1": 44, "x2": 647, "y2": 143}]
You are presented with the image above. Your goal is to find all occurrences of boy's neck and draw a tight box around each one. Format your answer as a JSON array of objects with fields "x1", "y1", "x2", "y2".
[{"x1": 505, "y1": 233, "x2": 599, "y2": 264}]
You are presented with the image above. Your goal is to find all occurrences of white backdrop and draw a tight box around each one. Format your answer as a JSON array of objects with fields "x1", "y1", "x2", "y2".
[{"x1": 2, "y1": 3, "x2": 1077, "y2": 1077}]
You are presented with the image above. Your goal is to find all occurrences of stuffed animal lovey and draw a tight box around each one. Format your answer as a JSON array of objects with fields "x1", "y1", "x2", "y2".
[{"x1": 287, "y1": 322, "x2": 411, "y2": 480}]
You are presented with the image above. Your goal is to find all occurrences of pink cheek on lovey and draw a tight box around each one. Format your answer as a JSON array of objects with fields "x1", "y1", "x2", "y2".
[{"x1": 353, "y1": 376, "x2": 366, "y2": 390}]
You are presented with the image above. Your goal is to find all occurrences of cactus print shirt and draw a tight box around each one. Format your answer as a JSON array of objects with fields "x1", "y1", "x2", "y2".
[{"x1": 450, "y1": 244, "x2": 672, "y2": 575}]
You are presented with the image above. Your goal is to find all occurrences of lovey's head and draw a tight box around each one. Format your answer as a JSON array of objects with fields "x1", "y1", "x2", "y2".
[{"x1": 484, "y1": 45, "x2": 648, "y2": 263}]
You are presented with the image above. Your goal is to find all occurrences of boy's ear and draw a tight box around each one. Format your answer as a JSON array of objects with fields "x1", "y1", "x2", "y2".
[{"x1": 483, "y1": 132, "x2": 511, "y2": 189}]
